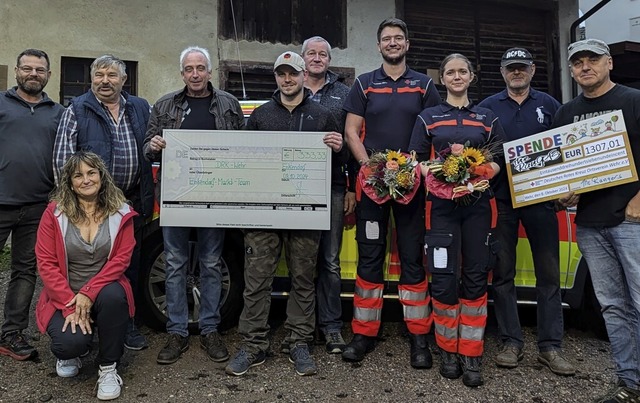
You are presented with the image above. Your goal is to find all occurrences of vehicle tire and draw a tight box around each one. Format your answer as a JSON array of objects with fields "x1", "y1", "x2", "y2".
[
  {"x1": 140, "y1": 228, "x2": 245, "y2": 333},
  {"x1": 577, "y1": 268, "x2": 608, "y2": 341},
  {"x1": 581, "y1": 275, "x2": 609, "y2": 340}
]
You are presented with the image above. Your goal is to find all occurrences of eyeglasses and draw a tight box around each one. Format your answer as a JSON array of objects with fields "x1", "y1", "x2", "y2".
[
  {"x1": 380, "y1": 35, "x2": 406, "y2": 44},
  {"x1": 17, "y1": 66, "x2": 48, "y2": 75}
]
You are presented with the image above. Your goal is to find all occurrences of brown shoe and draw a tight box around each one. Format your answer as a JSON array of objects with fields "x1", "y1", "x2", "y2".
[
  {"x1": 537, "y1": 350, "x2": 575, "y2": 376},
  {"x1": 495, "y1": 345, "x2": 523, "y2": 368}
]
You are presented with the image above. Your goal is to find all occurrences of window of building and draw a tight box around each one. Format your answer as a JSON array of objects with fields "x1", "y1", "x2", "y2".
[
  {"x1": 0, "y1": 65, "x2": 7, "y2": 91},
  {"x1": 219, "y1": 61, "x2": 354, "y2": 101},
  {"x1": 60, "y1": 57, "x2": 138, "y2": 106},
  {"x1": 219, "y1": 0, "x2": 346, "y2": 48}
]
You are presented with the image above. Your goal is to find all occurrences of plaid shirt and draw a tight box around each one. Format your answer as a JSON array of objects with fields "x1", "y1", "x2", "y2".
[{"x1": 54, "y1": 93, "x2": 140, "y2": 191}]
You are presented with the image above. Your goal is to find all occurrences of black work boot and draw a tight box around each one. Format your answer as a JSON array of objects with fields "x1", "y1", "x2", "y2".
[
  {"x1": 439, "y1": 350, "x2": 462, "y2": 379},
  {"x1": 156, "y1": 334, "x2": 189, "y2": 365},
  {"x1": 460, "y1": 354, "x2": 483, "y2": 387},
  {"x1": 408, "y1": 334, "x2": 432, "y2": 369},
  {"x1": 341, "y1": 334, "x2": 376, "y2": 362}
]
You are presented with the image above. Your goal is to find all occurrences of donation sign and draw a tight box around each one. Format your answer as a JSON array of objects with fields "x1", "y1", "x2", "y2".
[
  {"x1": 503, "y1": 110, "x2": 638, "y2": 208},
  {"x1": 160, "y1": 130, "x2": 331, "y2": 230}
]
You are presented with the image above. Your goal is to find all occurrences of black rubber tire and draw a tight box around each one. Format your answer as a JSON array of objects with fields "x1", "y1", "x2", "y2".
[{"x1": 581, "y1": 273, "x2": 608, "y2": 341}]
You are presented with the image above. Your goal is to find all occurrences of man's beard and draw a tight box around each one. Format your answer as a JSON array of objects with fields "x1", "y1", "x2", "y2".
[
  {"x1": 281, "y1": 85, "x2": 303, "y2": 98},
  {"x1": 17, "y1": 77, "x2": 46, "y2": 96},
  {"x1": 382, "y1": 52, "x2": 406, "y2": 66}
]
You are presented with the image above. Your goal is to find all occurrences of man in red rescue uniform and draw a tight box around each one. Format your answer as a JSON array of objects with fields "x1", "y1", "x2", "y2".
[{"x1": 341, "y1": 17, "x2": 441, "y2": 368}]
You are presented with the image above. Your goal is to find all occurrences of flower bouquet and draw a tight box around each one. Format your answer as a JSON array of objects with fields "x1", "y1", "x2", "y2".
[
  {"x1": 358, "y1": 150, "x2": 421, "y2": 205},
  {"x1": 422, "y1": 142, "x2": 496, "y2": 203}
]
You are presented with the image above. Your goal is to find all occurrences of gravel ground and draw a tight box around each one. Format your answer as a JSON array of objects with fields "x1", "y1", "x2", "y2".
[{"x1": 0, "y1": 249, "x2": 616, "y2": 403}]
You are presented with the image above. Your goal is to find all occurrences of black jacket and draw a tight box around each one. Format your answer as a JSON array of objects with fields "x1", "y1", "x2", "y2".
[
  {"x1": 247, "y1": 89, "x2": 348, "y2": 188},
  {"x1": 143, "y1": 82, "x2": 244, "y2": 162}
]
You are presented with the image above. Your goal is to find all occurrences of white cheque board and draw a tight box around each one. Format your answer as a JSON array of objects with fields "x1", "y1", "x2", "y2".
[
  {"x1": 160, "y1": 130, "x2": 331, "y2": 230},
  {"x1": 503, "y1": 110, "x2": 638, "y2": 208}
]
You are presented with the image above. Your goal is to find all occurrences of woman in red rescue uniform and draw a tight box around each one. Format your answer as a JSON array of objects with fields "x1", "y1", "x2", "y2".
[{"x1": 409, "y1": 53, "x2": 505, "y2": 387}]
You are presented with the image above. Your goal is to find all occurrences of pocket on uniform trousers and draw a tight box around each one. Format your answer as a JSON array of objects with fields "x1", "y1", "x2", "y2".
[
  {"x1": 485, "y1": 231, "x2": 500, "y2": 270},
  {"x1": 355, "y1": 207, "x2": 385, "y2": 245},
  {"x1": 425, "y1": 231, "x2": 455, "y2": 274}
]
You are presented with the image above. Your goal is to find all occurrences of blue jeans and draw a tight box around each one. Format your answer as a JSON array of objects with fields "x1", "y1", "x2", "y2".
[
  {"x1": 493, "y1": 201, "x2": 564, "y2": 352},
  {"x1": 577, "y1": 222, "x2": 640, "y2": 389},
  {"x1": 317, "y1": 189, "x2": 345, "y2": 334},
  {"x1": 162, "y1": 226, "x2": 225, "y2": 337},
  {"x1": 0, "y1": 203, "x2": 47, "y2": 336}
]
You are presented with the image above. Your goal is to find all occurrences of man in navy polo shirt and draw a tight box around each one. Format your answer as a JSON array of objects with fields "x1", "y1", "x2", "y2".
[
  {"x1": 341, "y1": 17, "x2": 440, "y2": 368},
  {"x1": 479, "y1": 47, "x2": 575, "y2": 376}
]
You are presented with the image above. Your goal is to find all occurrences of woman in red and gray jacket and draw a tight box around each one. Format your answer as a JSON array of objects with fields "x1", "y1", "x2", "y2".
[{"x1": 35, "y1": 151, "x2": 136, "y2": 401}]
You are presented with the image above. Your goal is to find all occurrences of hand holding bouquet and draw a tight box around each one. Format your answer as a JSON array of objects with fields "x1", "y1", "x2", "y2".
[
  {"x1": 358, "y1": 150, "x2": 421, "y2": 205},
  {"x1": 422, "y1": 142, "x2": 497, "y2": 202}
]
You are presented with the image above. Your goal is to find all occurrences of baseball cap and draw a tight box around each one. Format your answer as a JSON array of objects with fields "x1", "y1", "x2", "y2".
[
  {"x1": 274, "y1": 51, "x2": 306, "y2": 72},
  {"x1": 501, "y1": 48, "x2": 534, "y2": 67},
  {"x1": 567, "y1": 38, "x2": 610, "y2": 61}
]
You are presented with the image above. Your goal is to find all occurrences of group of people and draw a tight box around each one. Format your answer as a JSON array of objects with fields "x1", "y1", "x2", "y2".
[{"x1": 0, "y1": 16, "x2": 638, "y2": 403}]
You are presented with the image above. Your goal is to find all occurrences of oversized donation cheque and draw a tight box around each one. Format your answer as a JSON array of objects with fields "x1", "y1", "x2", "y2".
[
  {"x1": 503, "y1": 110, "x2": 638, "y2": 208},
  {"x1": 160, "y1": 130, "x2": 332, "y2": 230}
]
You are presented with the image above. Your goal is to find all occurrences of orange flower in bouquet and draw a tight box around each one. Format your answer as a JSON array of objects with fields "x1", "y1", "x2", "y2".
[{"x1": 358, "y1": 150, "x2": 421, "y2": 204}]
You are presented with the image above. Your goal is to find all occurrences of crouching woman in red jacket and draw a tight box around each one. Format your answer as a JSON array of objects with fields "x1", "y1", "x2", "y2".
[{"x1": 35, "y1": 151, "x2": 137, "y2": 401}]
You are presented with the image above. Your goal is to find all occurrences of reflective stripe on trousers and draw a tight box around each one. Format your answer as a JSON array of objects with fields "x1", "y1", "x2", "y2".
[
  {"x1": 458, "y1": 293, "x2": 488, "y2": 356},
  {"x1": 352, "y1": 275, "x2": 384, "y2": 337},
  {"x1": 398, "y1": 279, "x2": 432, "y2": 334},
  {"x1": 432, "y1": 298, "x2": 459, "y2": 353}
]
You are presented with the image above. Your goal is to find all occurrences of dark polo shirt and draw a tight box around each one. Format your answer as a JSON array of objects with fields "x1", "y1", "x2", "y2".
[
  {"x1": 343, "y1": 66, "x2": 440, "y2": 153},
  {"x1": 479, "y1": 88, "x2": 560, "y2": 201},
  {"x1": 409, "y1": 101, "x2": 505, "y2": 159},
  {"x1": 479, "y1": 88, "x2": 560, "y2": 141}
]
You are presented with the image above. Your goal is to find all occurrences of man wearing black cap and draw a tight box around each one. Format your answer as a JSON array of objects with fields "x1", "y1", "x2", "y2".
[
  {"x1": 479, "y1": 47, "x2": 575, "y2": 376},
  {"x1": 557, "y1": 38, "x2": 640, "y2": 402}
]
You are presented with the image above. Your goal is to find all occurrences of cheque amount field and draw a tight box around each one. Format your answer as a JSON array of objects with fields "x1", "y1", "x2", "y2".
[{"x1": 282, "y1": 148, "x2": 327, "y2": 162}]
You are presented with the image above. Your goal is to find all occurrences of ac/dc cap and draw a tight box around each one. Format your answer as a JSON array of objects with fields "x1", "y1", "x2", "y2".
[
  {"x1": 568, "y1": 38, "x2": 610, "y2": 61},
  {"x1": 501, "y1": 47, "x2": 534, "y2": 67},
  {"x1": 274, "y1": 51, "x2": 306, "y2": 72}
]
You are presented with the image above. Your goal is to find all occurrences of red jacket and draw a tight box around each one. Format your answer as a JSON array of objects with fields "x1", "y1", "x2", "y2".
[{"x1": 35, "y1": 201, "x2": 137, "y2": 333}]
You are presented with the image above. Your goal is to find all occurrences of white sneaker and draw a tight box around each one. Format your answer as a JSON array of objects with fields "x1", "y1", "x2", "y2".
[
  {"x1": 56, "y1": 358, "x2": 81, "y2": 378},
  {"x1": 96, "y1": 363, "x2": 123, "y2": 400}
]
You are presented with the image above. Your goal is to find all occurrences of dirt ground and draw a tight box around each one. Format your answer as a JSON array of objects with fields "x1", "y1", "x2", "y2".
[{"x1": 0, "y1": 248, "x2": 618, "y2": 403}]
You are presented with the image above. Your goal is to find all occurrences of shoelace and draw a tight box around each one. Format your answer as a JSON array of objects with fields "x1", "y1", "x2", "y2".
[
  {"x1": 327, "y1": 333, "x2": 342, "y2": 344},
  {"x1": 11, "y1": 333, "x2": 29, "y2": 347},
  {"x1": 292, "y1": 346, "x2": 310, "y2": 361},
  {"x1": 206, "y1": 334, "x2": 223, "y2": 347},
  {"x1": 233, "y1": 349, "x2": 250, "y2": 363},
  {"x1": 97, "y1": 370, "x2": 123, "y2": 387},
  {"x1": 167, "y1": 335, "x2": 184, "y2": 349}
]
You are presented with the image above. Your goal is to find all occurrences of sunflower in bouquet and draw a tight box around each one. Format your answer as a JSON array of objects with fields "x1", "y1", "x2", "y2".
[
  {"x1": 423, "y1": 142, "x2": 497, "y2": 202},
  {"x1": 358, "y1": 150, "x2": 421, "y2": 204}
]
